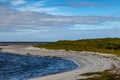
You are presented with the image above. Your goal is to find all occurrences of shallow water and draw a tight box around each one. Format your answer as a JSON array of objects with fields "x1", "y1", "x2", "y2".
[{"x1": 0, "y1": 52, "x2": 78, "y2": 80}]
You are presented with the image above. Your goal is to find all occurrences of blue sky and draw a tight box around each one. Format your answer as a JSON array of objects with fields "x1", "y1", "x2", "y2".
[
  {"x1": 1, "y1": 0, "x2": 120, "y2": 16},
  {"x1": 0, "y1": 0, "x2": 120, "y2": 41}
]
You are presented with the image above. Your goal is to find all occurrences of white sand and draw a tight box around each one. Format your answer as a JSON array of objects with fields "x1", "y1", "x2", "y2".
[{"x1": 0, "y1": 45, "x2": 120, "y2": 80}]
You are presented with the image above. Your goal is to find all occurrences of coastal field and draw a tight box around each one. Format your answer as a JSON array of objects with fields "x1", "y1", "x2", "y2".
[
  {"x1": 36, "y1": 38, "x2": 120, "y2": 56},
  {"x1": 34, "y1": 38, "x2": 120, "y2": 80}
]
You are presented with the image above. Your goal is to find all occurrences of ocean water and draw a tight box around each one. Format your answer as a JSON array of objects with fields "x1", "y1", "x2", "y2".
[{"x1": 0, "y1": 52, "x2": 78, "y2": 80}]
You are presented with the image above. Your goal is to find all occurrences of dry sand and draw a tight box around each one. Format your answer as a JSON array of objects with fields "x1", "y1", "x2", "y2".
[{"x1": 0, "y1": 45, "x2": 120, "y2": 80}]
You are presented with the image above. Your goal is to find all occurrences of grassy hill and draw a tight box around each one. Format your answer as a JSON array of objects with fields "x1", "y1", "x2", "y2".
[{"x1": 36, "y1": 38, "x2": 120, "y2": 56}]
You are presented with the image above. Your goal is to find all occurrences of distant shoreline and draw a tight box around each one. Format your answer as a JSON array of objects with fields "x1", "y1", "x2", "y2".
[{"x1": 0, "y1": 42, "x2": 51, "y2": 46}]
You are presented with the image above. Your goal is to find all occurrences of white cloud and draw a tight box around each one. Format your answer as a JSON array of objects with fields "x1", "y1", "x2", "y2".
[
  {"x1": 12, "y1": 1, "x2": 57, "y2": 13},
  {"x1": 10, "y1": 0, "x2": 26, "y2": 6},
  {"x1": 0, "y1": 4, "x2": 120, "y2": 32},
  {"x1": 70, "y1": 21, "x2": 120, "y2": 30},
  {"x1": 16, "y1": 6, "x2": 57, "y2": 13}
]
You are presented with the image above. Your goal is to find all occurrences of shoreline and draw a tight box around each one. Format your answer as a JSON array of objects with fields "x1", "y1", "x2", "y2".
[{"x1": 0, "y1": 45, "x2": 120, "y2": 80}]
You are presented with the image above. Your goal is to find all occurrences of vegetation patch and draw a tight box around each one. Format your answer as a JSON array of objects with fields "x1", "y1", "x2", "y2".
[
  {"x1": 77, "y1": 65, "x2": 120, "y2": 80},
  {"x1": 26, "y1": 53, "x2": 31, "y2": 56},
  {"x1": 35, "y1": 38, "x2": 120, "y2": 56},
  {"x1": 0, "y1": 48, "x2": 2, "y2": 51}
]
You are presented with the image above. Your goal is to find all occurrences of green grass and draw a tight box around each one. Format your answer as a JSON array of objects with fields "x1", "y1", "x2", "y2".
[
  {"x1": 77, "y1": 72, "x2": 120, "y2": 80},
  {"x1": 77, "y1": 65, "x2": 120, "y2": 80},
  {"x1": 36, "y1": 38, "x2": 120, "y2": 56},
  {"x1": 77, "y1": 69, "x2": 120, "y2": 80}
]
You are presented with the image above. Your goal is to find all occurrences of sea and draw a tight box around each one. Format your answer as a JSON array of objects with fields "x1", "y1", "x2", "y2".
[{"x1": 0, "y1": 52, "x2": 78, "y2": 80}]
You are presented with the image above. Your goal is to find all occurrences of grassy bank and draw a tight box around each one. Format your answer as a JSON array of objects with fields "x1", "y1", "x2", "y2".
[
  {"x1": 77, "y1": 65, "x2": 120, "y2": 80},
  {"x1": 77, "y1": 70, "x2": 120, "y2": 80},
  {"x1": 36, "y1": 38, "x2": 120, "y2": 56}
]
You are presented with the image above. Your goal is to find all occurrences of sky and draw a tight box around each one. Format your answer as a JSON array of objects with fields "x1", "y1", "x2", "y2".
[{"x1": 0, "y1": 0, "x2": 120, "y2": 42}]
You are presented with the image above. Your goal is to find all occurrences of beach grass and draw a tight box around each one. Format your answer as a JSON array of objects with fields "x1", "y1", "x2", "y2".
[
  {"x1": 77, "y1": 64, "x2": 120, "y2": 80},
  {"x1": 36, "y1": 38, "x2": 120, "y2": 56},
  {"x1": 77, "y1": 71, "x2": 120, "y2": 80},
  {"x1": 77, "y1": 67, "x2": 120, "y2": 80}
]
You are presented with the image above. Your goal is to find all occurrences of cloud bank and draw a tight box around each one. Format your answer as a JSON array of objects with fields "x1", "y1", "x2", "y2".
[
  {"x1": 0, "y1": 4, "x2": 120, "y2": 32},
  {"x1": 0, "y1": 0, "x2": 120, "y2": 41}
]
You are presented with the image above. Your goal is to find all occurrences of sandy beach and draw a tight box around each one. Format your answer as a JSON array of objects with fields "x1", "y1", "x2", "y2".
[{"x1": 0, "y1": 45, "x2": 120, "y2": 80}]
